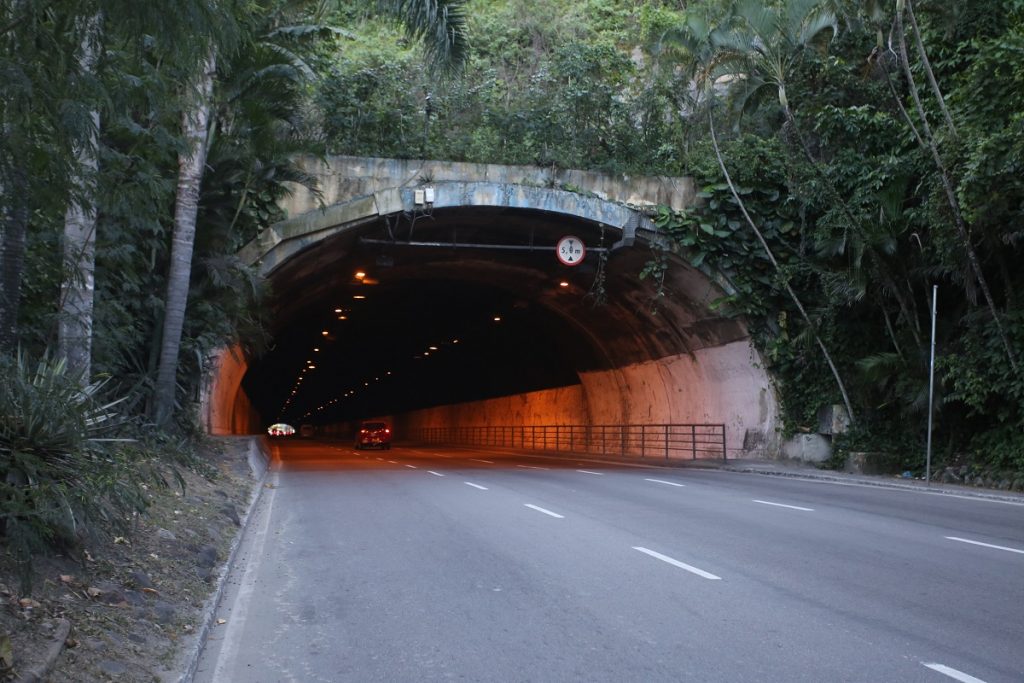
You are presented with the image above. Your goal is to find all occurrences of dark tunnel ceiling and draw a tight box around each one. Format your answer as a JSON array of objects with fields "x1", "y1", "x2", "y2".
[{"x1": 242, "y1": 206, "x2": 749, "y2": 425}]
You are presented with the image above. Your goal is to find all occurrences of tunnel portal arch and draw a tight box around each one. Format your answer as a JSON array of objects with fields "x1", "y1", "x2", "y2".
[{"x1": 203, "y1": 157, "x2": 780, "y2": 457}]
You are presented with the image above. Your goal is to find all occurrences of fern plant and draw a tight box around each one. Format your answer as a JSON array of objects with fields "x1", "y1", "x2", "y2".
[{"x1": 0, "y1": 352, "x2": 147, "y2": 592}]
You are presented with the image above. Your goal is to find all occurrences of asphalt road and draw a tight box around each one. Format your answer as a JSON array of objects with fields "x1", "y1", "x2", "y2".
[{"x1": 194, "y1": 442, "x2": 1024, "y2": 683}]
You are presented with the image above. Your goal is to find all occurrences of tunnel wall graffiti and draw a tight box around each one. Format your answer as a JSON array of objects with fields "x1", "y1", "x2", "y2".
[{"x1": 395, "y1": 339, "x2": 777, "y2": 457}]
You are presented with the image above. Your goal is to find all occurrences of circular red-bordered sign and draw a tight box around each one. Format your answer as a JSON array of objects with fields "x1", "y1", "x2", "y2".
[{"x1": 556, "y1": 235, "x2": 585, "y2": 266}]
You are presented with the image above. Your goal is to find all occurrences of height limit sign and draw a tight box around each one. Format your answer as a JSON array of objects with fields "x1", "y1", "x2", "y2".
[{"x1": 556, "y1": 235, "x2": 585, "y2": 266}]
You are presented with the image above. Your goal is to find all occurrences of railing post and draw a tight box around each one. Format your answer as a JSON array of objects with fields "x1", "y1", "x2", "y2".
[
  {"x1": 569, "y1": 425, "x2": 574, "y2": 452},
  {"x1": 721, "y1": 424, "x2": 727, "y2": 461},
  {"x1": 691, "y1": 424, "x2": 697, "y2": 460},
  {"x1": 665, "y1": 424, "x2": 669, "y2": 460},
  {"x1": 641, "y1": 424, "x2": 646, "y2": 458}
]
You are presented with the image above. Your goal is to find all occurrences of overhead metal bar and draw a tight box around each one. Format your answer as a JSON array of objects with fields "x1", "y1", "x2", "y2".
[{"x1": 359, "y1": 238, "x2": 610, "y2": 253}]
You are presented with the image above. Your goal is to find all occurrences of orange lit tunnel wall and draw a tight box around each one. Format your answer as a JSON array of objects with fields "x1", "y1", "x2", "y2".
[
  {"x1": 203, "y1": 345, "x2": 261, "y2": 435},
  {"x1": 395, "y1": 339, "x2": 776, "y2": 457}
]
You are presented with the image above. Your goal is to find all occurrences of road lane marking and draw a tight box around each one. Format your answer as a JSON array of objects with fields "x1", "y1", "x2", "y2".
[
  {"x1": 465, "y1": 482, "x2": 488, "y2": 490},
  {"x1": 645, "y1": 478, "x2": 685, "y2": 487},
  {"x1": 524, "y1": 504, "x2": 564, "y2": 518},
  {"x1": 945, "y1": 536, "x2": 1024, "y2": 555},
  {"x1": 922, "y1": 662, "x2": 988, "y2": 683},
  {"x1": 576, "y1": 470, "x2": 604, "y2": 475},
  {"x1": 517, "y1": 465, "x2": 549, "y2": 470},
  {"x1": 387, "y1": 461, "x2": 398, "y2": 464},
  {"x1": 470, "y1": 458, "x2": 494, "y2": 464},
  {"x1": 633, "y1": 547, "x2": 721, "y2": 580},
  {"x1": 376, "y1": 457, "x2": 383, "y2": 461},
  {"x1": 753, "y1": 499, "x2": 814, "y2": 512},
  {"x1": 428, "y1": 471, "x2": 445, "y2": 477},
  {"x1": 405, "y1": 464, "x2": 417, "y2": 469}
]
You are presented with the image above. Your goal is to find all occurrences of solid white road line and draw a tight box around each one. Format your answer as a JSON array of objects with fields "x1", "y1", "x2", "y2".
[
  {"x1": 922, "y1": 662, "x2": 988, "y2": 683},
  {"x1": 645, "y1": 478, "x2": 685, "y2": 487},
  {"x1": 465, "y1": 482, "x2": 489, "y2": 490},
  {"x1": 753, "y1": 499, "x2": 814, "y2": 512},
  {"x1": 576, "y1": 469, "x2": 604, "y2": 475},
  {"x1": 633, "y1": 546, "x2": 721, "y2": 580},
  {"x1": 517, "y1": 465, "x2": 549, "y2": 470},
  {"x1": 524, "y1": 504, "x2": 564, "y2": 519},
  {"x1": 470, "y1": 458, "x2": 494, "y2": 464},
  {"x1": 428, "y1": 471, "x2": 445, "y2": 477},
  {"x1": 405, "y1": 464, "x2": 417, "y2": 469},
  {"x1": 945, "y1": 536, "x2": 1024, "y2": 555}
]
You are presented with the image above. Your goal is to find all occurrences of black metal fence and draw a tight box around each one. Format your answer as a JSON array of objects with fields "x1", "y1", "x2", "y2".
[{"x1": 408, "y1": 424, "x2": 727, "y2": 461}]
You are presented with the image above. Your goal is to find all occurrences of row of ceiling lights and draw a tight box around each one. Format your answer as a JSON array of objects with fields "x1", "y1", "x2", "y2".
[{"x1": 277, "y1": 270, "x2": 575, "y2": 420}]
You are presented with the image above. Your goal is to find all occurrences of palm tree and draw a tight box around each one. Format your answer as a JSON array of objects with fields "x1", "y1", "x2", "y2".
[
  {"x1": 57, "y1": 12, "x2": 102, "y2": 384},
  {"x1": 151, "y1": 0, "x2": 468, "y2": 426},
  {"x1": 676, "y1": 1, "x2": 858, "y2": 423}
]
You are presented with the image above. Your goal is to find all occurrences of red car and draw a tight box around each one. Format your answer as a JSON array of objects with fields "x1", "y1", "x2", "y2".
[{"x1": 355, "y1": 421, "x2": 392, "y2": 450}]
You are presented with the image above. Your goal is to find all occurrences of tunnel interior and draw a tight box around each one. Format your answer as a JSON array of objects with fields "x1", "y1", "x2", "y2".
[{"x1": 244, "y1": 206, "x2": 640, "y2": 426}]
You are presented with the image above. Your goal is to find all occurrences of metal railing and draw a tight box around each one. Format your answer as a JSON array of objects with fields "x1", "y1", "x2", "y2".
[{"x1": 408, "y1": 424, "x2": 727, "y2": 461}]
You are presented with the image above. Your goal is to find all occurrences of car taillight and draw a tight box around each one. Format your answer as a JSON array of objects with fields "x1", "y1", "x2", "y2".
[{"x1": 385, "y1": 428, "x2": 391, "y2": 434}]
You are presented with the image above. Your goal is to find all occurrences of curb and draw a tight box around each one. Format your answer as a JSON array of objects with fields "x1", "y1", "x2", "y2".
[
  {"x1": 175, "y1": 437, "x2": 272, "y2": 683},
  {"x1": 720, "y1": 463, "x2": 1024, "y2": 504}
]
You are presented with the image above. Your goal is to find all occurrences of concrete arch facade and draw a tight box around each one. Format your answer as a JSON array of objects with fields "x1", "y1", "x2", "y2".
[{"x1": 205, "y1": 156, "x2": 780, "y2": 457}]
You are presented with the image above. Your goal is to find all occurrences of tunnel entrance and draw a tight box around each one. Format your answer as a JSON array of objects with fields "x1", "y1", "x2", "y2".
[{"x1": 204, "y1": 159, "x2": 780, "y2": 456}]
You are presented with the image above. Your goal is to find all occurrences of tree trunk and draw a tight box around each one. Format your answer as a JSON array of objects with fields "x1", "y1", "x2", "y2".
[
  {"x1": 57, "y1": 13, "x2": 102, "y2": 384},
  {"x1": 904, "y1": 0, "x2": 957, "y2": 139},
  {"x1": 0, "y1": 164, "x2": 28, "y2": 355},
  {"x1": 709, "y1": 107, "x2": 856, "y2": 425},
  {"x1": 153, "y1": 48, "x2": 216, "y2": 427},
  {"x1": 895, "y1": 6, "x2": 1018, "y2": 376}
]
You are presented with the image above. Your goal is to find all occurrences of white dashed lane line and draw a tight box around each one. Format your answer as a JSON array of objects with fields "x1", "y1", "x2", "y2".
[
  {"x1": 427, "y1": 471, "x2": 445, "y2": 477},
  {"x1": 632, "y1": 546, "x2": 721, "y2": 580},
  {"x1": 517, "y1": 465, "x2": 549, "y2": 470},
  {"x1": 922, "y1": 662, "x2": 988, "y2": 683},
  {"x1": 645, "y1": 478, "x2": 685, "y2": 487},
  {"x1": 576, "y1": 469, "x2": 604, "y2": 475},
  {"x1": 753, "y1": 499, "x2": 814, "y2": 512},
  {"x1": 524, "y1": 504, "x2": 564, "y2": 519},
  {"x1": 945, "y1": 536, "x2": 1024, "y2": 555},
  {"x1": 469, "y1": 458, "x2": 494, "y2": 464},
  {"x1": 465, "y1": 482, "x2": 489, "y2": 490}
]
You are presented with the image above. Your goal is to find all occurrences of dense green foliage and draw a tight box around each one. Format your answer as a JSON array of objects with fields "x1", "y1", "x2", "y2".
[{"x1": 1, "y1": 0, "x2": 1022, "y2": 549}]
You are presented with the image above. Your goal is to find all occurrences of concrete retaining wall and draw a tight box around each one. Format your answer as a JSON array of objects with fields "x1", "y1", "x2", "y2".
[
  {"x1": 397, "y1": 339, "x2": 778, "y2": 457},
  {"x1": 202, "y1": 345, "x2": 260, "y2": 435}
]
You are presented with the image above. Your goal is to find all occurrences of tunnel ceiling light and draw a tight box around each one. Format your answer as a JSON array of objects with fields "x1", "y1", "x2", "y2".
[
  {"x1": 452, "y1": 339, "x2": 459, "y2": 344},
  {"x1": 559, "y1": 281, "x2": 569, "y2": 288},
  {"x1": 334, "y1": 308, "x2": 342, "y2": 313},
  {"x1": 338, "y1": 315, "x2": 347, "y2": 320},
  {"x1": 493, "y1": 316, "x2": 502, "y2": 322},
  {"x1": 314, "y1": 347, "x2": 320, "y2": 352},
  {"x1": 429, "y1": 346, "x2": 438, "y2": 351},
  {"x1": 355, "y1": 271, "x2": 366, "y2": 280},
  {"x1": 353, "y1": 295, "x2": 366, "y2": 300},
  {"x1": 308, "y1": 365, "x2": 316, "y2": 369},
  {"x1": 322, "y1": 330, "x2": 329, "y2": 336},
  {"x1": 386, "y1": 371, "x2": 392, "y2": 375}
]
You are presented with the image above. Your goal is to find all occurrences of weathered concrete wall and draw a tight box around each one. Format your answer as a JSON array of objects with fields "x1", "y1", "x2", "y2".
[
  {"x1": 396, "y1": 339, "x2": 778, "y2": 457},
  {"x1": 277, "y1": 155, "x2": 697, "y2": 219},
  {"x1": 202, "y1": 346, "x2": 260, "y2": 435},
  {"x1": 396, "y1": 385, "x2": 589, "y2": 433}
]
